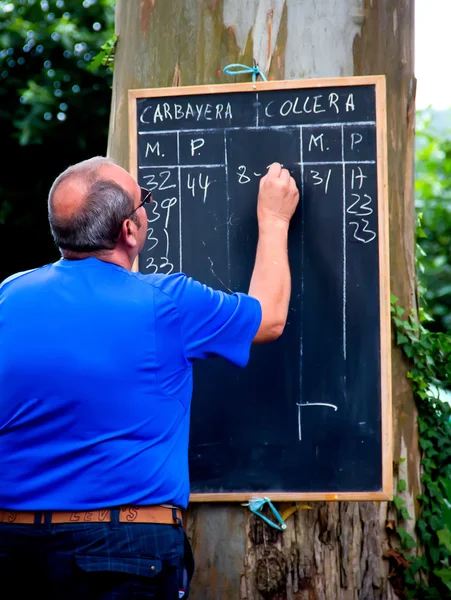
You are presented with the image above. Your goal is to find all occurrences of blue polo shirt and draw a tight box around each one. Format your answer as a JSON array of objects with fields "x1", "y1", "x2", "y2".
[{"x1": 0, "y1": 258, "x2": 261, "y2": 510}]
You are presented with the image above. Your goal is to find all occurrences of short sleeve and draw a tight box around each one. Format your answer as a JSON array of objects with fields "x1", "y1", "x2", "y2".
[{"x1": 155, "y1": 274, "x2": 262, "y2": 367}]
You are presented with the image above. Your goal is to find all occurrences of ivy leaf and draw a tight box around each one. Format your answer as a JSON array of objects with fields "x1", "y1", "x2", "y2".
[
  {"x1": 397, "y1": 332, "x2": 410, "y2": 345},
  {"x1": 87, "y1": 34, "x2": 117, "y2": 73},
  {"x1": 398, "y1": 479, "x2": 407, "y2": 492},
  {"x1": 404, "y1": 345, "x2": 415, "y2": 358},
  {"x1": 396, "y1": 305, "x2": 406, "y2": 317},
  {"x1": 437, "y1": 528, "x2": 451, "y2": 552},
  {"x1": 409, "y1": 555, "x2": 428, "y2": 574},
  {"x1": 87, "y1": 50, "x2": 107, "y2": 72},
  {"x1": 433, "y1": 567, "x2": 451, "y2": 590},
  {"x1": 442, "y1": 509, "x2": 451, "y2": 532},
  {"x1": 440, "y1": 478, "x2": 451, "y2": 500},
  {"x1": 430, "y1": 515, "x2": 444, "y2": 531},
  {"x1": 400, "y1": 506, "x2": 413, "y2": 520},
  {"x1": 397, "y1": 527, "x2": 416, "y2": 549},
  {"x1": 430, "y1": 546, "x2": 441, "y2": 564},
  {"x1": 393, "y1": 495, "x2": 406, "y2": 510}
]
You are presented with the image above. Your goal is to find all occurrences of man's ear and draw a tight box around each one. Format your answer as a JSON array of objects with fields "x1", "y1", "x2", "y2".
[{"x1": 122, "y1": 219, "x2": 138, "y2": 248}]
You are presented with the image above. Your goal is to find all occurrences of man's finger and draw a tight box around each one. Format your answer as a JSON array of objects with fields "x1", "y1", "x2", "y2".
[
  {"x1": 267, "y1": 162, "x2": 282, "y2": 178},
  {"x1": 279, "y1": 168, "x2": 290, "y2": 185}
]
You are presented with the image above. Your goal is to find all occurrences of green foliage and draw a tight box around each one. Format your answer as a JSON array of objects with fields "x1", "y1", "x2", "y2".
[
  {"x1": 0, "y1": 0, "x2": 115, "y2": 278},
  {"x1": 415, "y1": 109, "x2": 451, "y2": 332},
  {"x1": 397, "y1": 527, "x2": 416, "y2": 551},
  {"x1": 0, "y1": 0, "x2": 115, "y2": 145},
  {"x1": 391, "y1": 297, "x2": 451, "y2": 598},
  {"x1": 87, "y1": 31, "x2": 116, "y2": 72}
]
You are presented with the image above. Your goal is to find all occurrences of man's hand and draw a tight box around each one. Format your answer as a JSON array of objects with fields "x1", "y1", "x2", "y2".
[{"x1": 257, "y1": 163, "x2": 299, "y2": 227}]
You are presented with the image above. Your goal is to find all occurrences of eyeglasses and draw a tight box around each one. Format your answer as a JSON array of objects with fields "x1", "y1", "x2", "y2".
[
  {"x1": 114, "y1": 187, "x2": 152, "y2": 241},
  {"x1": 127, "y1": 187, "x2": 152, "y2": 219}
]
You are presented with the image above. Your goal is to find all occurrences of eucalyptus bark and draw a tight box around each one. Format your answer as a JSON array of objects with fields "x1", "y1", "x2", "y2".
[{"x1": 108, "y1": 1, "x2": 417, "y2": 598}]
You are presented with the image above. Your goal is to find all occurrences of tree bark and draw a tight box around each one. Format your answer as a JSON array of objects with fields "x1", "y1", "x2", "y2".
[{"x1": 108, "y1": 1, "x2": 417, "y2": 598}]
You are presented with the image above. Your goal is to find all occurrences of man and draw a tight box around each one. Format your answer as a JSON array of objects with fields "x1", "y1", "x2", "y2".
[{"x1": 0, "y1": 156, "x2": 299, "y2": 599}]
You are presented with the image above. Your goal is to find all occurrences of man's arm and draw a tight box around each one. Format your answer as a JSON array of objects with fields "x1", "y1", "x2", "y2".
[{"x1": 248, "y1": 163, "x2": 299, "y2": 343}]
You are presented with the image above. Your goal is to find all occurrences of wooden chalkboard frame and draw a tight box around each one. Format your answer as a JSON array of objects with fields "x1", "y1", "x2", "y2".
[{"x1": 128, "y1": 76, "x2": 392, "y2": 502}]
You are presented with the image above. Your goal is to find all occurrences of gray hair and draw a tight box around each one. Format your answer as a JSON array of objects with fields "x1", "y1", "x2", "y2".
[{"x1": 48, "y1": 156, "x2": 138, "y2": 252}]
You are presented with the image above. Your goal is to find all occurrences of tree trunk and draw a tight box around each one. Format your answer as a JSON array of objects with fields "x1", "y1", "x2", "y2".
[{"x1": 108, "y1": 1, "x2": 417, "y2": 598}]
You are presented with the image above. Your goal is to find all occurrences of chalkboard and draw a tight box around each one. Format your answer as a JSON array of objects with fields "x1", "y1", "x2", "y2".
[{"x1": 129, "y1": 76, "x2": 392, "y2": 501}]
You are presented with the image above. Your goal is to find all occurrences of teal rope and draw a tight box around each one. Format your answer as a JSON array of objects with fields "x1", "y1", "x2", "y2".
[
  {"x1": 223, "y1": 62, "x2": 267, "y2": 82},
  {"x1": 247, "y1": 497, "x2": 286, "y2": 531}
]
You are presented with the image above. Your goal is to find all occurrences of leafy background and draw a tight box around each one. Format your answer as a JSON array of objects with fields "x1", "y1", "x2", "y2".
[
  {"x1": 416, "y1": 109, "x2": 451, "y2": 332},
  {"x1": 0, "y1": 0, "x2": 114, "y2": 279}
]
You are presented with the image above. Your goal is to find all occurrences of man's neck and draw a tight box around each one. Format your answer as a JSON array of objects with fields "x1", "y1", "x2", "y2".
[{"x1": 61, "y1": 249, "x2": 134, "y2": 271}]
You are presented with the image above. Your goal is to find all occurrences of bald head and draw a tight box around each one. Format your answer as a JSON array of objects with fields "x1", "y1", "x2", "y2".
[
  {"x1": 48, "y1": 157, "x2": 140, "y2": 253},
  {"x1": 49, "y1": 157, "x2": 111, "y2": 223}
]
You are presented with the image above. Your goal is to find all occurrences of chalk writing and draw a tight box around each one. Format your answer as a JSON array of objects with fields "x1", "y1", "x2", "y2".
[
  {"x1": 310, "y1": 168, "x2": 332, "y2": 193},
  {"x1": 140, "y1": 102, "x2": 233, "y2": 125}
]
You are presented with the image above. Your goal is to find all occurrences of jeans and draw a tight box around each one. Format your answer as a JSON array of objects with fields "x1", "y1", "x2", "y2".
[{"x1": 0, "y1": 510, "x2": 194, "y2": 599}]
